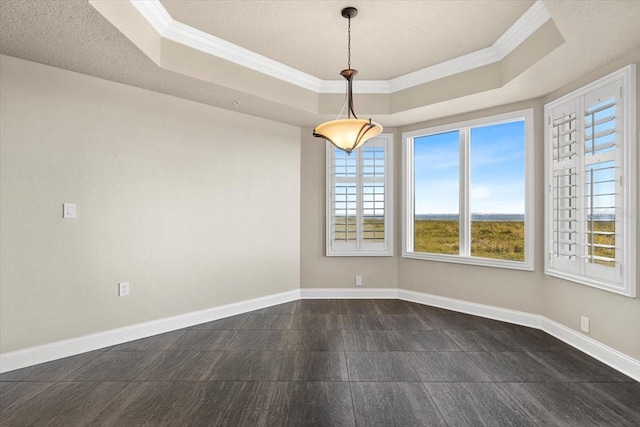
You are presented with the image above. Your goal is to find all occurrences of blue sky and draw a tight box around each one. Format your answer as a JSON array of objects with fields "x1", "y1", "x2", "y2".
[{"x1": 414, "y1": 120, "x2": 525, "y2": 215}]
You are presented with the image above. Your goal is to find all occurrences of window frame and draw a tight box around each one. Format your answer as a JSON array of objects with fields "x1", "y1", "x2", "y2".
[
  {"x1": 326, "y1": 133, "x2": 394, "y2": 256},
  {"x1": 402, "y1": 109, "x2": 535, "y2": 271},
  {"x1": 544, "y1": 65, "x2": 637, "y2": 297}
]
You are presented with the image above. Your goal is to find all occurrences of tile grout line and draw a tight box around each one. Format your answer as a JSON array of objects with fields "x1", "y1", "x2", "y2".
[
  {"x1": 3, "y1": 299, "x2": 637, "y2": 424},
  {"x1": 344, "y1": 342, "x2": 358, "y2": 426},
  {"x1": 52, "y1": 347, "x2": 111, "y2": 383},
  {"x1": 492, "y1": 382, "x2": 540, "y2": 425},
  {"x1": 417, "y1": 381, "x2": 450, "y2": 426}
]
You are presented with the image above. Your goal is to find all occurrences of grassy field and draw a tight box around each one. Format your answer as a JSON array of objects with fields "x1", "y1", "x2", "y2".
[
  {"x1": 335, "y1": 217, "x2": 385, "y2": 242},
  {"x1": 414, "y1": 220, "x2": 525, "y2": 261},
  {"x1": 337, "y1": 218, "x2": 615, "y2": 265},
  {"x1": 586, "y1": 220, "x2": 615, "y2": 266},
  {"x1": 414, "y1": 219, "x2": 616, "y2": 264}
]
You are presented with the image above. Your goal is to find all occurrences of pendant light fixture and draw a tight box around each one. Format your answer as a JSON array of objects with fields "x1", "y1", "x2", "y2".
[{"x1": 313, "y1": 7, "x2": 382, "y2": 154}]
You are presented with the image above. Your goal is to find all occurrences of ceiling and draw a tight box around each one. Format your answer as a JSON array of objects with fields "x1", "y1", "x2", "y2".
[
  {"x1": 1, "y1": 1, "x2": 639, "y2": 128},
  {"x1": 160, "y1": 0, "x2": 534, "y2": 80}
]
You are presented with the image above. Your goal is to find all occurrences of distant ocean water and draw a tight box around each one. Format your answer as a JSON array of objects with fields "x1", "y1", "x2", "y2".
[{"x1": 415, "y1": 214, "x2": 525, "y2": 221}]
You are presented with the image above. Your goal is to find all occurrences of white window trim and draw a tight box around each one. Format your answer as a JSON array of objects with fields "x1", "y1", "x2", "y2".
[
  {"x1": 326, "y1": 134, "x2": 394, "y2": 256},
  {"x1": 544, "y1": 65, "x2": 637, "y2": 297},
  {"x1": 402, "y1": 109, "x2": 535, "y2": 271}
]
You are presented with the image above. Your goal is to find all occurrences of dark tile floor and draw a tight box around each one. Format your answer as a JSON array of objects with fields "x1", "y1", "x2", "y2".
[{"x1": 1, "y1": 299, "x2": 638, "y2": 426}]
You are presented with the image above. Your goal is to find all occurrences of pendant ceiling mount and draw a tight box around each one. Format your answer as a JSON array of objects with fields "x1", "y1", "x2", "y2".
[
  {"x1": 313, "y1": 6, "x2": 383, "y2": 154},
  {"x1": 341, "y1": 7, "x2": 358, "y2": 19}
]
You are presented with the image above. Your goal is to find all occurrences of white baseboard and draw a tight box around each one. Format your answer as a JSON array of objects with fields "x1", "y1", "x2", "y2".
[
  {"x1": 542, "y1": 318, "x2": 640, "y2": 382},
  {"x1": 0, "y1": 289, "x2": 300, "y2": 374},
  {"x1": 398, "y1": 289, "x2": 544, "y2": 329},
  {"x1": 397, "y1": 289, "x2": 639, "y2": 382},
  {"x1": 300, "y1": 288, "x2": 398, "y2": 299},
  {"x1": 3, "y1": 286, "x2": 638, "y2": 382}
]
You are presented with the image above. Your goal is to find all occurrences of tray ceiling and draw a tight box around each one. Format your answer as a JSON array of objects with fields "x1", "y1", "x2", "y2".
[
  {"x1": 1, "y1": 1, "x2": 639, "y2": 127},
  {"x1": 159, "y1": 0, "x2": 534, "y2": 81}
]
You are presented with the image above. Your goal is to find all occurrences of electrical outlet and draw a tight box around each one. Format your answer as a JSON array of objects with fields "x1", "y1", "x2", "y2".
[
  {"x1": 355, "y1": 276, "x2": 362, "y2": 286},
  {"x1": 119, "y1": 282, "x2": 130, "y2": 297},
  {"x1": 580, "y1": 316, "x2": 589, "y2": 333}
]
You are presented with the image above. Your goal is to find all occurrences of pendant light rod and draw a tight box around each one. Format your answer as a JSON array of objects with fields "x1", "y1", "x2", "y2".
[
  {"x1": 341, "y1": 69, "x2": 358, "y2": 119},
  {"x1": 341, "y1": 7, "x2": 358, "y2": 120}
]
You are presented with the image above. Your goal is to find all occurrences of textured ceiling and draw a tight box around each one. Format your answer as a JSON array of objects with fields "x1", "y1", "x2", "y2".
[
  {"x1": 0, "y1": 0, "x2": 319, "y2": 127},
  {"x1": 160, "y1": 0, "x2": 534, "y2": 80},
  {"x1": 1, "y1": 1, "x2": 639, "y2": 128}
]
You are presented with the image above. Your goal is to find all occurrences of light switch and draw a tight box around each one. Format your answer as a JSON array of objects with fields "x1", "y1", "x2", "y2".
[{"x1": 63, "y1": 203, "x2": 76, "y2": 219}]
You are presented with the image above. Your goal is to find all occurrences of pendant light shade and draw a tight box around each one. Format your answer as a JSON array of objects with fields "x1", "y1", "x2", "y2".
[
  {"x1": 313, "y1": 118, "x2": 383, "y2": 153},
  {"x1": 313, "y1": 7, "x2": 382, "y2": 154}
]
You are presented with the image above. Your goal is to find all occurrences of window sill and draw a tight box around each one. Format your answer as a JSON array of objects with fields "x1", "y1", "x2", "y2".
[
  {"x1": 327, "y1": 251, "x2": 394, "y2": 257},
  {"x1": 544, "y1": 269, "x2": 636, "y2": 298},
  {"x1": 402, "y1": 251, "x2": 533, "y2": 271}
]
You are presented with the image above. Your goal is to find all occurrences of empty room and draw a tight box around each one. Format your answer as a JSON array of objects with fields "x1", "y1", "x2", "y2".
[{"x1": 0, "y1": 0, "x2": 639, "y2": 425}]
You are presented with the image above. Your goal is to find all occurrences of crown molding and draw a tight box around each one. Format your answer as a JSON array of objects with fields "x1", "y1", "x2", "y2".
[
  {"x1": 388, "y1": 46, "x2": 500, "y2": 93},
  {"x1": 128, "y1": 0, "x2": 551, "y2": 95},
  {"x1": 165, "y1": 19, "x2": 323, "y2": 92},
  {"x1": 493, "y1": 0, "x2": 552, "y2": 58},
  {"x1": 321, "y1": 79, "x2": 392, "y2": 94},
  {"x1": 129, "y1": 0, "x2": 171, "y2": 35},
  {"x1": 131, "y1": 0, "x2": 323, "y2": 92}
]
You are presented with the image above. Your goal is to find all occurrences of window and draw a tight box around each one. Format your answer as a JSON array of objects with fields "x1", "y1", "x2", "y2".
[
  {"x1": 326, "y1": 134, "x2": 393, "y2": 256},
  {"x1": 545, "y1": 65, "x2": 636, "y2": 297},
  {"x1": 402, "y1": 110, "x2": 534, "y2": 270}
]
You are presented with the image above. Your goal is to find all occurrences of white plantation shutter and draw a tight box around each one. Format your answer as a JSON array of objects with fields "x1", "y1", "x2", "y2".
[
  {"x1": 361, "y1": 143, "x2": 386, "y2": 251},
  {"x1": 583, "y1": 84, "x2": 620, "y2": 284},
  {"x1": 331, "y1": 149, "x2": 358, "y2": 252},
  {"x1": 549, "y1": 100, "x2": 579, "y2": 274},
  {"x1": 327, "y1": 135, "x2": 393, "y2": 256},
  {"x1": 545, "y1": 65, "x2": 636, "y2": 297}
]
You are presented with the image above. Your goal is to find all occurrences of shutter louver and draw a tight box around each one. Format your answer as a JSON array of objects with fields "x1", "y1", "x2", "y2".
[
  {"x1": 550, "y1": 101, "x2": 579, "y2": 274},
  {"x1": 332, "y1": 149, "x2": 358, "y2": 251},
  {"x1": 582, "y1": 84, "x2": 620, "y2": 283},
  {"x1": 362, "y1": 144, "x2": 386, "y2": 248}
]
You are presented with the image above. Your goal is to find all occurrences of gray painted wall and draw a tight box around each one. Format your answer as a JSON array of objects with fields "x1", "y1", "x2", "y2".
[{"x1": 0, "y1": 56, "x2": 301, "y2": 353}]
